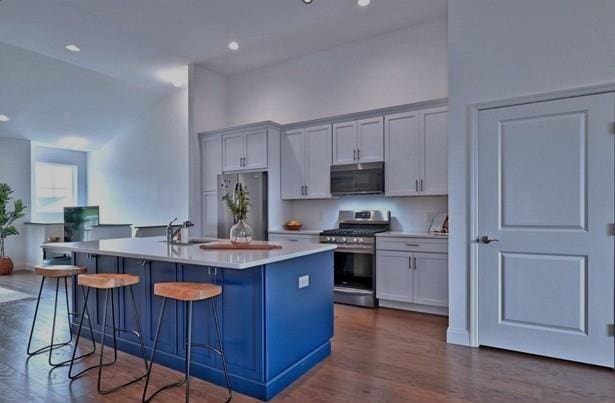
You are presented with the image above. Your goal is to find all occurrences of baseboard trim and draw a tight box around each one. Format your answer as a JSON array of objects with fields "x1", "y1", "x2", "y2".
[
  {"x1": 379, "y1": 299, "x2": 448, "y2": 316},
  {"x1": 446, "y1": 327, "x2": 471, "y2": 346}
]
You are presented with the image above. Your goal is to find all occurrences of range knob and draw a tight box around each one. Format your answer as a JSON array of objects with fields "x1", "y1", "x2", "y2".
[
  {"x1": 352, "y1": 238, "x2": 359, "y2": 243},
  {"x1": 328, "y1": 237, "x2": 335, "y2": 242},
  {"x1": 358, "y1": 238, "x2": 365, "y2": 243},
  {"x1": 341, "y1": 237, "x2": 347, "y2": 243}
]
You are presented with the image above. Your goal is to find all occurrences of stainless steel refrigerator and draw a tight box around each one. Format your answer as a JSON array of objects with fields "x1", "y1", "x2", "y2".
[{"x1": 217, "y1": 172, "x2": 268, "y2": 241}]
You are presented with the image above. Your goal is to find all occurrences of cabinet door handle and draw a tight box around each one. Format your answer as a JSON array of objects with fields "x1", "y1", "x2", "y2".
[
  {"x1": 357, "y1": 149, "x2": 360, "y2": 160},
  {"x1": 415, "y1": 179, "x2": 419, "y2": 192},
  {"x1": 413, "y1": 257, "x2": 417, "y2": 270},
  {"x1": 353, "y1": 149, "x2": 357, "y2": 161},
  {"x1": 408, "y1": 256, "x2": 412, "y2": 270},
  {"x1": 305, "y1": 185, "x2": 308, "y2": 195},
  {"x1": 420, "y1": 179, "x2": 424, "y2": 192}
]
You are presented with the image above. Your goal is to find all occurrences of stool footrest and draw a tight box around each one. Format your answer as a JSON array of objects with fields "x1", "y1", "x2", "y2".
[{"x1": 189, "y1": 342, "x2": 223, "y2": 356}]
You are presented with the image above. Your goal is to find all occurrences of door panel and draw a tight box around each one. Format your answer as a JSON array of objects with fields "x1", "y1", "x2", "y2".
[
  {"x1": 357, "y1": 117, "x2": 384, "y2": 163},
  {"x1": 222, "y1": 133, "x2": 244, "y2": 172},
  {"x1": 202, "y1": 191, "x2": 217, "y2": 237},
  {"x1": 281, "y1": 129, "x2": 306, "y2": 199},
  {"x1": 376, "y1": 251, "x2": 413, "y2": 303},
  {"x1": 244, "y1": 130, "x2": 268, "y2": 170},
  {"x1": 305, "y1": 125, "x2": 332, "y2": 198},
  {"x1": 478, "y1": 93, "x2": 615, "y2": 367},
  {"x1": 413, "y1": 252, "x2": 448, "y2": 307},
  {"x1": 202, "y1": 135, "x2": 222, "y2": 192},
  {"x1": 385, "y1": 112, "x2": 421, "y2": 196},
  {"x1": 332, "y1": 121, "x2": 357, "y2": 165},
  {"x1": 421, "y1": 108, "x2": 448, "y2": 195}
]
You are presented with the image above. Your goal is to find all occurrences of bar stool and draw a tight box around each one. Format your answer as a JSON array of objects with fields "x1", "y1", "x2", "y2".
[
  {"x1": 142, "y1": 282, "x2": 232, "y2": 403},
  {"x1": 27, "y1": 265, "x2": 96, "y2": 367},
  {"x1": 69, "y1": 273, "x2": 149, "y2": 395}
]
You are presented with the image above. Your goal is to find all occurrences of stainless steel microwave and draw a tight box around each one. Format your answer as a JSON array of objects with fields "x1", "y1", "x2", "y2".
[{"x1": 330, "y1": 162, "x2": 385, "y2": 196}]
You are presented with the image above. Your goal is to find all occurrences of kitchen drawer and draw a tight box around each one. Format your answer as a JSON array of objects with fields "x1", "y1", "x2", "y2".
[
  {"x1": 376, "y1": 237, "x2": 447, "y2": 253},
  {"x1": 269, "y1": 233, "x2": 320, "y2": 244}
]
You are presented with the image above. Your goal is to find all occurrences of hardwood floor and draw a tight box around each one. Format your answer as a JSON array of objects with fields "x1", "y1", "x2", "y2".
[{"x1": 0, "y1": 270, "x2": 613, "y2": 402}]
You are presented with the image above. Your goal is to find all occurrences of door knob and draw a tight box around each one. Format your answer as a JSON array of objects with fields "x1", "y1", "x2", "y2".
[{"x1": 479, "y1": 236, "x2": 499, "y2": 244}]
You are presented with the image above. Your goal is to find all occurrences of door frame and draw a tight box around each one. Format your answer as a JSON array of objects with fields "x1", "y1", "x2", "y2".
[{"x1": 468, "y1": 81, "x2": 615, "y2": 348}]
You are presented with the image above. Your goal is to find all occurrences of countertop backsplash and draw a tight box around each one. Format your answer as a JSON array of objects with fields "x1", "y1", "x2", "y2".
[{"x1": 286, "y1": 195, "x2": 447, "y2": 233}]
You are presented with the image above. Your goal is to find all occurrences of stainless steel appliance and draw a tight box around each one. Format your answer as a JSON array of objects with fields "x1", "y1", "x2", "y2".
[
  {"x1": 217, "y1": 172, "x2": 268, "y2": 241},
  {"x1": 320, "y1": 210, "x2": 390, "y2": 307},
  {"x1": 330, "y1": 162, "x2": 384, "y2": 196}
]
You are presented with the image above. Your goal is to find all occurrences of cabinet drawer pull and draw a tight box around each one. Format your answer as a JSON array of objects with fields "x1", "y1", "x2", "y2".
[
  {"x1": 405, "y1": 243, "x2": 420, "y2": 247},
  {"x1": 287, "y1": 239, "x2": 299, "y2": 242}
]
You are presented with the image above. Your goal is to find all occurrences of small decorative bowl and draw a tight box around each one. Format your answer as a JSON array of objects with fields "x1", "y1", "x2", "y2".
[{"x1": 284, "y1": 223, "x2": 303, "y2": 231}]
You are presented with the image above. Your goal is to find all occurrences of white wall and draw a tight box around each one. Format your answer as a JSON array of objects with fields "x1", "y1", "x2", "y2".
[
  {"x1": 282, "y1": 196, "x2": 447, "y2": 233},
  {"x1": 0, "y1": 137, "x2": 31, "y2": 268},
  {"x1": 447, "y1": 0, "x2": 615, "y2": 345},
  {"x1": 88, "y1": 88, "x2": 189, "y2": 227},
  {"x1": 188, "y1": 65, "x2": 227, "y2": 236},
  {"x1": 226, "y1": 16, "x2": 448, "y2": 125}
]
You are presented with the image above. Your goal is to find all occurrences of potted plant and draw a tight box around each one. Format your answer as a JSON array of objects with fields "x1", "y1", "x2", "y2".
[
  {"x1": 0, "y1": 183, "x2": 27, "y2": 275},
  {"x1": 223, "y1": 183, "x2": 252, "y2": 244}
]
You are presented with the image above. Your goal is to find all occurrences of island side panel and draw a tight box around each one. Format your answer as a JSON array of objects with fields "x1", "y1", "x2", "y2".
[{"x1": 264, "y1": 251, "x2": 334, "y2": 383}]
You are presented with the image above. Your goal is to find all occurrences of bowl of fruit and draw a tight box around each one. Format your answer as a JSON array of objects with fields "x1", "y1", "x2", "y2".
[{"x1": 284, "y1": 220, "x2": 303, "y2": 231}]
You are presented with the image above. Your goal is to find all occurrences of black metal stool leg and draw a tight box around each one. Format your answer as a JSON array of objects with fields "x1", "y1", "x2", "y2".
[
  {"x1": 212, "y1": 298, "x2": 232, "y2": 403},
  {"x1": 185, "y1": 300, "x2": 193, "y2": 403},
  {"x1": 142, "y1": 297, "x2": 172, "y2": 403},
  {"x1": 129, "y1": 285, "x2": 149, "y2": 372},
  {"x1": 26, "y1": 276, "x2": 46, "y2": 356}
]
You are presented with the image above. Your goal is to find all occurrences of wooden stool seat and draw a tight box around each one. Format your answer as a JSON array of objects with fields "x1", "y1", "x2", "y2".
[
  {"x1": 34, "y1": 265, "x2": 86, "y2": 278},
  {"x1": 78, "y1": 273, "x2": 140, "y2": 289},
  {"x1": 154, "y1": 282, "x2": 222, "y2": 301}
]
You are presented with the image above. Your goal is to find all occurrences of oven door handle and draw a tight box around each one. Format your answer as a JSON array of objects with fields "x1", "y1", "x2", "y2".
[{"x1": 334, "y1": 246, "x2": 374, "y2": 254}]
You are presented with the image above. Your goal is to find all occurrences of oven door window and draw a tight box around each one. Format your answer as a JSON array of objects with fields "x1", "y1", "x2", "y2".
[{"x1": 334, "y1": 251, "x2": 373, "y2": 290}]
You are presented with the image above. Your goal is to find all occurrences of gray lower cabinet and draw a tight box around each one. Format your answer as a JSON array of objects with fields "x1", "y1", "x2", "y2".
[{"x1": 376, "y1": 237, "x2": 448, "y2": 315}]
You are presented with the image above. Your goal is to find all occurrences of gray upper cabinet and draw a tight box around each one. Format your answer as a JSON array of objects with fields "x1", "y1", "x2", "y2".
[
  {"x1": 332, "y1": 117, "x2": 383, "y2": 165},
  {"x1": 281, "y1": 124, "x2": 332, "y2": 200},
  {"x1": 222, "y1": 129, "x2": 268, "y2": 172},
  {"x1": 385, "y1": 107, "x2": 448, "y2": 196}
]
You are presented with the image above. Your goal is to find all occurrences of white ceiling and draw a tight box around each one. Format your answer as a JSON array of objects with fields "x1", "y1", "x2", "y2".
[{"x1": 0, "y1": 0, "x2": 446, "y2": 147}]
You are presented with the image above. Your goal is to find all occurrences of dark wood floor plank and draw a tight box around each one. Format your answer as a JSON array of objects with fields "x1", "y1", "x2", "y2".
[{"x1": 0, "y1": 270, "x2": 613, "y2": 403}]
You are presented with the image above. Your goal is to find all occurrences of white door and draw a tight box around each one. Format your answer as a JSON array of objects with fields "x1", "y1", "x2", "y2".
[
  {"x1": 421, "y1": 107, "x2": 448, "y2": 195},
  {"x1": 413, "y1": 252, "x2": 448, "y2": 307},
  {"x1": 332, "y1": 121, "x2": 357, "y2": 165},
  {"x1": 478, "y1": 93, "x2": 615, "y2": 367},
  {"x1": 376, "y1": 251, "x2": 413, "y2": 303},
  {"x1": 202, "y1": 191, "x2": 218, "y2": 237},
  {"x1": 357, "y1": 117, "x2": 384, "y2": 163},
  {"x1": 244, "y1": 129, "x2": 268, "y2": 170},
  {"x1": 222, "y1": 133, "x2": 244, "y2": 172},
  {"x1": 385, "y1": 111, "x2": 421, "y2": 196},
  {"x1": 281, "y1": 129, "x2": 306, "y2": 200},
  {"x1": 305, "y1": 124, "x2": 332, "y2": 198},
  {"x1": 201, "y1": 135, "x2": 222, "y2": 192}
]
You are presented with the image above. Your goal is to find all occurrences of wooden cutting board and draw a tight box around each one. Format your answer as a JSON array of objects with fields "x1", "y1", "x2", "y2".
[{"x1": 200, "y1": 241, "x2": 282, "y2": 251}]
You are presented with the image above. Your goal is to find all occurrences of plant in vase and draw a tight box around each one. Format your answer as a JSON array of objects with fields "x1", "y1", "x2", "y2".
[
  {"x1": 223, "y1": 183, "x2": 253, "y2": 244},
  {"x1": 0, "y1": 183, "x2": 27, "y2": 275}
]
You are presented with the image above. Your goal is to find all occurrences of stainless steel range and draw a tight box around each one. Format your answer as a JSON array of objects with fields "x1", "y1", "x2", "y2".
[{"x1": 320, "y1": 210, "x2": 390, "y2": 308}]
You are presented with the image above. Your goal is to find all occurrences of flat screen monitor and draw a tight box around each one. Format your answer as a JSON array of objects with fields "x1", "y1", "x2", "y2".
[{"x1": 64, "y1": 206, "x2": 100, "y2": 242}]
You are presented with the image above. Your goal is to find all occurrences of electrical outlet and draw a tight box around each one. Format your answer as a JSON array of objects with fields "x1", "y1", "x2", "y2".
[{"x1": 298, "y1": 275, "x2": 310, "y2": 289}]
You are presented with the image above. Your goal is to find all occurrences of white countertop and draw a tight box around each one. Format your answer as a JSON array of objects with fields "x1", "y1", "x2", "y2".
[
  {"x1": 377, "y1": 231, "x2": 448, "y2": 240},
  {"x1": 268, "y1": 228, "x2": 323, "y2": 235},
  {"x1": 42, "y1": 237, "x2": 336, "y2": 270}
]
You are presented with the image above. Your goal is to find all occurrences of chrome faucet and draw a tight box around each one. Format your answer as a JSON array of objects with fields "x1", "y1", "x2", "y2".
[{"x1": 166, "y1": 218, "x2": 182, "y2": 244}]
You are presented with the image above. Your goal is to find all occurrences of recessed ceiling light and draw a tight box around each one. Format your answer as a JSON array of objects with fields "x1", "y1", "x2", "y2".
[
  {"x1": 58, "y1": 136, "x2": 89, "y2": 150},
  {"x1": 228, "y1": 41, "x2": 239, "y2": 51},
  {"x1": 0, "y1": 114, "x2": 9, "y2": 123},
  {"x1": 358, "y1": 0, "x2": 370, "y2": 7},
  {"x1": 65, "y1": 44, "x2": 81, "y2": 52}
]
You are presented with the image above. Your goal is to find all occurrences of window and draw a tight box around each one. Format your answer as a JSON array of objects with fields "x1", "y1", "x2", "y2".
[{"x1": 34, "y1": 162, "x2": 78, "y2": 214}]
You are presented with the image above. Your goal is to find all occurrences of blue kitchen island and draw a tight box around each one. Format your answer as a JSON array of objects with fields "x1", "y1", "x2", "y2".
[{"x1": 43, "y1": 237, "x2": 336, "y2": 401}]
